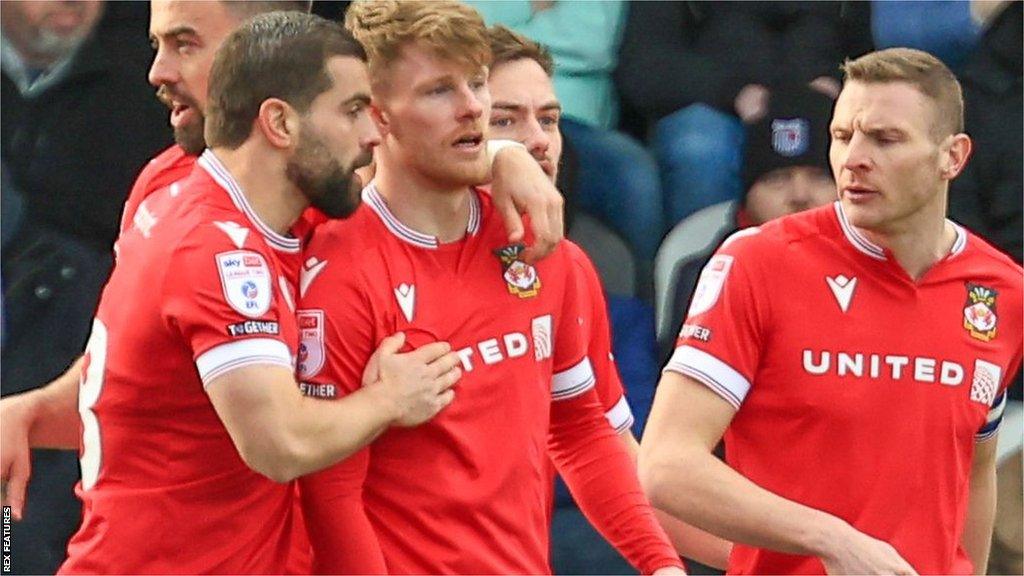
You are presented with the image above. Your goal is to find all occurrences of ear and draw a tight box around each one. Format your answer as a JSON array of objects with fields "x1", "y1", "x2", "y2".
[
  {"x1": 370, "y1": 103, "x2": 391, "y2": 137},
  {"x1": 940, "y1": 133, "x2": 972, "y2": 181},
  {"x1": 255, "y1": 98, "x2": 300, "y2": 150}
]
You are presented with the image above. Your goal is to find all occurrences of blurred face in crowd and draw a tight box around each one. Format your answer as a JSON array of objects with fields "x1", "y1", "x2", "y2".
[
  {"x1": 148, "y1": 0, "x2": 240, "y2": 154},
  {"x1": 488, "y1": 57, "x2": 562, "y2": 183},
  {"x1": 288, "y1": 56, "x2": 381, "y2": 218},
  {"x1": 373, "y1": 43, "x2": 492, "y2": 190},
  {"x1": 745, "y1": 166, "x2": 834, "y2": 225},
  {"x1": 829, "y1": 80, "x2": 969, "y2": 236},
  {"x1": 1, "y1": 0, "x2": 104, "y2": 66}
]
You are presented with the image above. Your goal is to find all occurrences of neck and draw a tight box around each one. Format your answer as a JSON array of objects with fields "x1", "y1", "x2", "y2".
[
  {"x1": 374, "y1": 153, "x2": 472, "y2": 243},
  {"x1": 211, "y1": 144, "x2": 307, "y2": 236},
  {"x1": 855, "y1": 194, "x2": 956, "y2": 280}
]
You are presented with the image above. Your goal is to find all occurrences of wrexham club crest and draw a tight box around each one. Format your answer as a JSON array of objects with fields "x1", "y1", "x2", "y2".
[
  {"x1": 494, "y1": 243, "x2": 541, "y2": 298},
  {"x1": 963, "y1": 283, "x2": 998, "y2": 342}
]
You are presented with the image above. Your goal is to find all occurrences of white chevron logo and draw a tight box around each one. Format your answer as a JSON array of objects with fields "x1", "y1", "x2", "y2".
[
  {"x1": 299, "y1": 257, "x2": 328, "y2": 298},
  {"x1": 826, "y1": 274, "x2": 858, "y2": 313},
  {"x1": 214, "y1": 221, "x2": 249, "y2": 249},
  {"x1": 394, "y1": 284, "x2": 415, "y2": 322}
]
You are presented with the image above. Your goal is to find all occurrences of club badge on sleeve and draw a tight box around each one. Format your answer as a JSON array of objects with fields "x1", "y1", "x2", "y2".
[
  {"x1": 297, "y1": 309, "x2": 326, "y2": 379},
  {"x1": 963, "y1": 282, "x2": 998, "y2": 342},
  {"x1": 494, "y1": 244, "x2": 541, "y2": 298},
  {"x1": 216, "y1": 250, "x2": 272, "y2": 318}
]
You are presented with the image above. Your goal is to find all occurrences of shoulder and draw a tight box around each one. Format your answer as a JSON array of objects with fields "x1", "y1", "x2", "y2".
[
  {"x1": 960, "y1": 227, "x2": 1024, "y2": 283},
  {"x1": 138, "y1": 145, "x2": 195, "y2": 187},
  {"x1": 304, "y1": 204, "x2": 377, "y2": 260},
  {"x1": 716, "y1": 205, "x2": 834, "y2": 260}
]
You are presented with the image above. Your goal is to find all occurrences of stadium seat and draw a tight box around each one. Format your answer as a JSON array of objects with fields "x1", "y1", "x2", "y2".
[
  {"x1": 653, "y1": 201, "x2": 735, "y2": 349},
  {"x1": 568, "y1": 213, "x2": 637, "y2": 298}
]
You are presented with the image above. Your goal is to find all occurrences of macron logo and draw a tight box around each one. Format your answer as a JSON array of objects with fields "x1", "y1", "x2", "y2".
[
  {"x1": 826, "y1": 274, "x2": 857, "y2": 313},
  {"x1": 394, "y1": 283, "x2": 415, "y2": 322},
  {"x1": 299, "y1": 257, "x2": 328, "y2": 298}
]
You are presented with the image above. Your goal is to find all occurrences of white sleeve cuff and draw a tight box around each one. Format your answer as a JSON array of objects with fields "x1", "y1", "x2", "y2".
[
  {"x1": 552, "y1": 356, "x2": 596, "y2": 401},
  {"x1": 196, "y1": 338, "x2": 293, "y2": 388},
  {"x1": 604, "y1": 395, "x2": 635, "y2": 433},
  {"x1": 663, "y1": 345, "x2": 750, "y2": 409}
]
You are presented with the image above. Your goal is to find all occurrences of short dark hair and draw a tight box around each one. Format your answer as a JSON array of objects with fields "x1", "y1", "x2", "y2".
[
  {"x1": 219, "y1": 1, "x2": 313, "y2": 19},
  {"x1": 206, "y1": 11, "x2": 366, "y2": 149},
  {"x1": 487, "y1": 25, "x2": 553, "y2": 76}
]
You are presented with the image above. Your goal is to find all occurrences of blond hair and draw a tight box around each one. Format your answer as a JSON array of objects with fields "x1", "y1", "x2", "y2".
[
  {"x1": 344, "y1": 0, "x2": 491, "y2": 91},
  {"x1": 842, "y1": 47, "x2": 964, "y2": 138}
]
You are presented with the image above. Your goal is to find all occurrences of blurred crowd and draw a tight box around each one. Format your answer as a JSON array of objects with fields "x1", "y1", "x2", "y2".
[{"x1": 1, "y1": 1, "x2": 1020, "y2": 574}]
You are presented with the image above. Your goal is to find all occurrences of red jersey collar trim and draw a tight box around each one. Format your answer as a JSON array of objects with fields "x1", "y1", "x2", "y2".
[
  {"x1": 198, "y1": 150, "x2": 300, "y2": 253},
  {"x1": 833, "y1": 201, "x2": 968, "y2": 261},
  {"x1": 361, "y1": 182, "x2": 481, "y2": 250}
]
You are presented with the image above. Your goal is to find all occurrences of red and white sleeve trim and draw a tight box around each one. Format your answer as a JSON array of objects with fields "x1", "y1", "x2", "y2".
[
  {"x1": 553, "y1": 356, "x2": 596, "y2": 401},
  {"x1": 196, "y1": 338, "x2": 292, "y2": 388},
  {"x1": 663, "y1": 345, "x2": 750, "y2": 409},
  {"x1": 604, "y1": 395, "x2": 635, "y2": 433}
]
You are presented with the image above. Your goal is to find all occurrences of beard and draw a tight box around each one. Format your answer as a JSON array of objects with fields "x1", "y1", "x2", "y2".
[
  {"x1": 156, "y1": 84, "x2": 206, "y2": 155},
  {"x1": 286, "y1": 131, "x2": 369, "y2": 220}
]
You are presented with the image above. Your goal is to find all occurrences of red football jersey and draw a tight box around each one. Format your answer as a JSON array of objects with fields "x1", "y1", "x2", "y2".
[
  {"x1": 296, "y1": 184, "x2": 678, "y2": 575},
  {"x1": 60, "y1": 150, "x2": 302, "y2": 574},
  {"x1": 666, "y1": 202, "x2": 1023, "y2": 574},
  {"x1": 564, "y1": 241, "x2": 633, "y2": 433}
]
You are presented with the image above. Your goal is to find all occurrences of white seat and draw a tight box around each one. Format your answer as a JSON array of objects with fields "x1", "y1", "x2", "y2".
[{"x1": 653, "y1": 201, "x2": 736, "y2": 345}]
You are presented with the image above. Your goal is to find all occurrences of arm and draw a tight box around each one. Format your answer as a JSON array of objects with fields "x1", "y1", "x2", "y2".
[
  {"x1": 962, "y1": 431, "x2": 999, "y2": 571},
  {"x1": 1, "y1": 356, "x2": 84, "y2": 519},
  {"x1": 618, "y1": 431, "x2": 732, "y2": 570},
  {"x1": 206, "y1": 335, "x2": 459, "y2": 483},
  {"x1": 641, "y1": 371, "x2": 917, "y2": 575},
  {"x1": 300, "y1": 448, "x2": 387, "y2": 574},
  {"x1": 549, "y1": 387, "x2": 684, "y2": 574},
  {"x1": 487, "y1": 141, "x2": 565, "y2": 264}
]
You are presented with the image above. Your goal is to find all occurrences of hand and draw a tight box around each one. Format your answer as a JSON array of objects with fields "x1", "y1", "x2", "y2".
[
  {"x1": 1, "y1": 394, "x2": 38, "y2": 521},
  {"x1": 367, "y1": 333, "x2": 461, "y2": 427},
  {"x1": 734, "y1": 84, "x2": 770, "y2": 123},
  {"x1": 490, "y1": 146, "x2": 564, "y2": 264},
  {"x1": 651, "y1": 565, "x2": 687, "y2": 575},
  {"x1": 819, "y1": 523, "x2": 918, "y2": 575}
]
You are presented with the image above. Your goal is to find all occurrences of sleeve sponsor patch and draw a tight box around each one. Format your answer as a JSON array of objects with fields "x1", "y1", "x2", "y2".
[
  {"x1": 687, "y1": 255, "x2": 733, "y2": 317},
  {"x1": 226, "y1": 320, "x2": 280, "y2": 337},
  {"x1": 297, "y1": 309, "x2": 326, "y2": 379},
  {"x1": 216, "y1": 250, "x2": 272, "y2": 318}
]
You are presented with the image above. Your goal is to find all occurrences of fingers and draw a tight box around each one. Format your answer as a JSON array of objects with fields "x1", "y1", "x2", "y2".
[
  {"x1": 407, "y1": 341, "x2": 452, "y2": 363},
  {"x1": 4, "y1": 453, "x2": 30, "y2": 521},
  {"x1": 427, "y1": 351, "x2": 462, "y2": 377},
  {"x1": 521, "y1": 191, "x2": 563, "y2": 265},
  {"x1": 436, "y1": 389, "x2": 455, "y2": 410},
  {"x1": 496, "y1": 194, "x2": 526, "y2": 243},
  {"x1": 434, "y1": 366, "x2": 461, "y2": 393},
  {"x1": 376, "y1": 332, "x2": 407, "y2": 356}
]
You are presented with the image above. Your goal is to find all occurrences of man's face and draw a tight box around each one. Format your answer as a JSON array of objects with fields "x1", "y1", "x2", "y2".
[
  {"x1": 745, "y1": 166, "x2": 834, "y2": 225},
  {"x1": 148, "y1": 0, "x2": 239, "y2": 154},
  {"x1": 488, "y1": 58, "x2": 562, "y2": 183},
  {"x1": 287, "y1": 56, "x2": 381, "y2": 219},
  {"x1": 829, "y1": 80, "x2": 954, "y2": 234},
  {"x1": 1, "y1": 0, "x2": 104, "y2": 64},
  {"x1": 374, "y1": 42, "x2": 491, "y2": 189}
]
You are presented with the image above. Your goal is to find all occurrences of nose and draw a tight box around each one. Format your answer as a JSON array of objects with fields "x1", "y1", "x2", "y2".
[
  {"x1": 841, "y1": 133, "x2": 872, "y2": 174},
  {"x1": 147, "y1": 45, "x2": 179, "y2": 88},
  {"x1": 456, "y1": 84, "x2": 484, "y2": 121},
  {"x1": 358, "y1": 113, "x2": 382, "y2": 151},
  {"x1": 523, "y1": 117, "x2": 550, "y2": 161}
]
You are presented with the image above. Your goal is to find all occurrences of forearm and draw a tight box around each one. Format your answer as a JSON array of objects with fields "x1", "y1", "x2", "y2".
[
  {"x1": 550, "y1": 394, "x2": 682, "y2": 573},
  {"x1": 962, "y1": 442, "x2": 998, "y2": 572},
  {"x1": 271, "y1": 386, "x2": 397, "y2": 481},
  {"x1": 27, "y1": 356, "x2": 84, "y2": 449},
  {"x1": 641, "y1": 445, "x2": 848, "y2": 560}
]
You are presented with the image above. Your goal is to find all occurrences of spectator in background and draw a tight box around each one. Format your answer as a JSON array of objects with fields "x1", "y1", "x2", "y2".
[
  {"x1": 616, "y1": 2, "x2": 870, "y2": 228},
  {"x1": 468, "y1": 0, "x2": 665, "y2": 298},
  {"x1": 949, "y1": 0, "x2": 1021, "y2": 263},
  {"x1": 0, "y1": 2, "x2": 170, "y2": 573},
  {"x1": 660, "y1": 85, "x2": 836, "y2": 359}
]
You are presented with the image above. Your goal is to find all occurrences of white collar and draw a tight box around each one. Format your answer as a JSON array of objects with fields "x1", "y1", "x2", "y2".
[
  {"x1": 361, "y1": 182, "x2": 481, "y2": 249},
  {"x1": 198, "y1": 149, "x2": 300, "y2": 253},
  {"x1": 833, "y1": 201, "x2": 966, "y2": 261}
]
